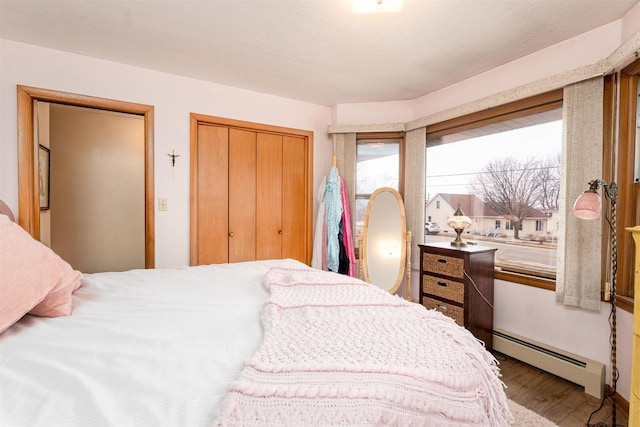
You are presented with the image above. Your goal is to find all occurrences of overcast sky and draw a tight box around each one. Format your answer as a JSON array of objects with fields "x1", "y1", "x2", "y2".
[{"x1": 426, "y1": 120, "x2": 563, "y2": 197}]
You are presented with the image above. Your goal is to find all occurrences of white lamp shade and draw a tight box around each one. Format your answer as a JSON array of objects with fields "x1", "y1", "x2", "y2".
[
  {"x1": 572, "y1": 190, "x2": 601, "y2": 220},
  {"x1": 447, "y1": 214, "x2": 472, "y2": 230}
]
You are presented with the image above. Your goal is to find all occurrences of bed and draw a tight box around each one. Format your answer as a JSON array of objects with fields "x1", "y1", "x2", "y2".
[{"x1": 0, "y1": 211, "x2": 512, "y2": 426}]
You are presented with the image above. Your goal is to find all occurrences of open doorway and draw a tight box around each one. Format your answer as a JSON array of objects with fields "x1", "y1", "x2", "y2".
[
  {"x1": 17, "y1": 86, "x2": 155, "y2": 270},
  {"x1": 39, "y1": 103, "x2": 146, "y2": 273}
]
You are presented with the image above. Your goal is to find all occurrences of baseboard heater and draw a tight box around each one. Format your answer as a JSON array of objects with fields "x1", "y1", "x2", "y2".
[{"x1": 493, "y1": 328, "x2": 605, "y2": 398}]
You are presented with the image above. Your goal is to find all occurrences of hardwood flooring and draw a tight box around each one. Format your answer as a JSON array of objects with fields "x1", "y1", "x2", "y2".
[{"x1": 494, "y1": 351, "x2": 630, "y2": 427}]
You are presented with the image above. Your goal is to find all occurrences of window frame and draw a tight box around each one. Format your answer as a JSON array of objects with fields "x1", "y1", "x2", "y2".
[
  {"x1": 425, "y1": 90, "x2": 562, "y2": 290},
  {"x1": 606, "y1": 58, "x2": 640, "y2": 313}
]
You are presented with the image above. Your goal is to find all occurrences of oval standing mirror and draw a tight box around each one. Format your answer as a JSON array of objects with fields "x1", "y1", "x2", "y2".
[{"x1": 360, "y1": 187, "x2": 411, "y2": 297}]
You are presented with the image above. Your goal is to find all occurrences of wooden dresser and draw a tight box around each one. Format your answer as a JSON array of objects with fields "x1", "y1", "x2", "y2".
[
  {"x1": 628, "y1": 225, "x2": 640, "y2": 426},
  {"x1": 419, "y1": 242, "x2": 497, "y2": 350}
]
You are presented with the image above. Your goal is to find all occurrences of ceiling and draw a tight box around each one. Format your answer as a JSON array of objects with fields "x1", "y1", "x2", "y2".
[{"x1": 0, "y1": 0, "x2": 637, "y2": 106}]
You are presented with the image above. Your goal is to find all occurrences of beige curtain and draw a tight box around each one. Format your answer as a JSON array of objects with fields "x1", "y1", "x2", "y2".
[
  {"x1": 556, "y1": 77, "x2": 604, "y2": 310},
  {"x1": 403, "y1": 127, "x2": 426, "y2": 301},
  {"x1": 404, "y1": 127, "x2": 426, "y2": 271}
]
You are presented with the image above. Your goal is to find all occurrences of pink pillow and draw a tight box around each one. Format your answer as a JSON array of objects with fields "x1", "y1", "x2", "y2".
[{"x1": 0, "y1": 214, "x2": 82, "y2": 333}]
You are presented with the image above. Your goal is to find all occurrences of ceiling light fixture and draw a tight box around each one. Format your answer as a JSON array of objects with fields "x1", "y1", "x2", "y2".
[{"x1": 352, "y1": 0, "x2": 404, "y2": 14}]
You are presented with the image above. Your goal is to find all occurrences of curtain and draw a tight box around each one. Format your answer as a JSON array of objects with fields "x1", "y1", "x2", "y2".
[
  {"x1": 404, "y1": 127, "x2": 426, "y2": 271},
  {"x1": 556, "y1": 77, "x2": 604, "y2": 310},
  {"x1": 403, "y1": 127, "x2": 426, "y2": 301}
]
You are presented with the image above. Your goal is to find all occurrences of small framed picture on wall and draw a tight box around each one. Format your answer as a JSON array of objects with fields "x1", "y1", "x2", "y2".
[{"x1": 39, "y1": 145, "x2": 50, "y2": 210}]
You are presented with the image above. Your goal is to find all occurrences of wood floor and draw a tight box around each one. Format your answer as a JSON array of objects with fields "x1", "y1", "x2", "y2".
[{"x1": 495, "y1": 351, "x2": 629, "y2": 427}]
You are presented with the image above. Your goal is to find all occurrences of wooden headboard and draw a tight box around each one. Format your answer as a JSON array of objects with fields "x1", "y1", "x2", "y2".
[{"x1": 0, "y1": 200, "x2": 15, "y2": 222}]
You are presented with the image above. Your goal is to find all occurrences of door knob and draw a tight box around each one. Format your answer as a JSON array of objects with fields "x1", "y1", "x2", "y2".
[
  {"x1": 229, "y1": 232, "x2": 235, "y2": 237},
  {"x1": 279, "y1": 230, "x2": 283, "y2": 234}
]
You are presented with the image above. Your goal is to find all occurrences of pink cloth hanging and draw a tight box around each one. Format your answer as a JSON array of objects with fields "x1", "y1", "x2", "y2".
[{"x1": 339, "y1": 176, "x2": 357, "y2": 277}]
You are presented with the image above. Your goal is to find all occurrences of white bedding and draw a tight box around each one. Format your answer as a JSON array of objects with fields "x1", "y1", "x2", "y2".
[{"x1": 0, "y1": 258, "x2": 306, "y2": 427}]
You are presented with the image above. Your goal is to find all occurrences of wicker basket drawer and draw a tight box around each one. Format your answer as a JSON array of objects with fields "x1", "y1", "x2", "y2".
[
  {"x1": 423, "y1": 297, "x2": 464, "y2": 326},
  {"x1": 422, "y1": 253, "x2": 464, "y2": 278},
  {"x1": 423, "y1": 275, "x2": 464, "y2": 303}
]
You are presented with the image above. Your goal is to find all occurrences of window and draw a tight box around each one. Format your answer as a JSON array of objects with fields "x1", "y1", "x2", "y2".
[
  {"x1": 505, "y1": 221, "x2": 524, "y2": 231},
  {"x1": 425, "y1": 90, "x2": 562, "y2": 287},
  {"x1": 606, "y1": 58, "x2": 640, "y2": 306},
  {"x1": 436, "y1": 201, "x2": 440, "y2": 209},
  {"x1": 355, "y1": 134, "x2": 403, "y2": 238}
]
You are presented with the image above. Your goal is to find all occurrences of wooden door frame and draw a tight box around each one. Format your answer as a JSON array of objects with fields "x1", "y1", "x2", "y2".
[
  {"x1": 190, "y1": 112, "x2": 313, "y2": 265},
  {"x1": 17, "y1": 85, "x2": 155, "y2": 268}
]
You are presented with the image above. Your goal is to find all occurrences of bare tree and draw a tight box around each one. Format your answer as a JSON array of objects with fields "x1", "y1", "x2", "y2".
[
  {"x1": 533, "y1": 154, "x2": 561, "y2": 210},
  {"x1": 471, "y1": 157, "x2": 542, "y2": 240}
]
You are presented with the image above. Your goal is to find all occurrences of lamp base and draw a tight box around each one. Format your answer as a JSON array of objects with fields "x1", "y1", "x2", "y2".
[{"x1": 450, "y1": 230, "x2": 467, "y2": 247}]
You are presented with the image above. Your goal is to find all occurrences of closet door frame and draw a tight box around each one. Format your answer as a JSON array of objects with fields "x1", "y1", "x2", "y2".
[{"x1": 189, "y1": 113, "x2": 314, "y2": 265}]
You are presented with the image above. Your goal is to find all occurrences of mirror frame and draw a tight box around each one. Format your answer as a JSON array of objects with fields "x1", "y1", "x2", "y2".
[{"x1": 360, "y1": 187, "x2": 410, "y2": 296}]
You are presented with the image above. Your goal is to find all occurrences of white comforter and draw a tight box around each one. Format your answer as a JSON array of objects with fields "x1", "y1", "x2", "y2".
[{"x1": 0, "y1": 259, "x2": 305, "y2": 427}]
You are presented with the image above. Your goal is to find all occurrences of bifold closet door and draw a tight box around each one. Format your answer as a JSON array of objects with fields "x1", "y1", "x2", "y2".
[
  {"x1": 282, "y1": 135, "x2": 306, "y2": 261},
  {"x1": 256, "y1": 133, "x2": 283, "y2": 260},
  {"x1": 193, "y1": 117, "x2": 311, "y2": 266},
  {"x1": 228, "y1": 128, "x2": 257, "y2": 262},
  {"x1": 196, "y1": 124, "x2": 229, "y2": 264}
]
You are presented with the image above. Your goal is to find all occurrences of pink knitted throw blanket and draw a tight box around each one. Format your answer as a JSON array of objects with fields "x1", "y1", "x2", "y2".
[{"x1": 213, "y1": 267, "x2": 513, "y2": 426}]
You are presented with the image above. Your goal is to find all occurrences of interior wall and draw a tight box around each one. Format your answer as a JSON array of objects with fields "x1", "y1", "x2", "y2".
[
  {"x1": 49, "y1": 104, "x2": 145, "y2": 273},
  {"x1": 332, "y1": 100, "x2": 414, "y2": 125},
  {"x1": 0, "y1": 38, "x2": 334, "y2": 268}
]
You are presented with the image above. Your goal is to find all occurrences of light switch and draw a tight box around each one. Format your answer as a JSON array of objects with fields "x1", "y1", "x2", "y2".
[{"x1": 158, "y1": 198, "x2": 168, "y2": 211}]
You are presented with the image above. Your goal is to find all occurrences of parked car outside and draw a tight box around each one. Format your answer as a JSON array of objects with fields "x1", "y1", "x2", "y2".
[{"x1": 425, "y1": 222, "x2": 441, "y2": 235}]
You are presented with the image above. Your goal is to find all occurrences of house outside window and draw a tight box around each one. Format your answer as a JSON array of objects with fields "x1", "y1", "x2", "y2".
[
  {"x1": 505, "y1": 220, "x2": 523, "y2": 231},
  {"x1": 436, "y1": 201, "x2": 440, "y2": 209},
  {"x1": 425, "y1": 91, "x2": 562, "y2": 285}
]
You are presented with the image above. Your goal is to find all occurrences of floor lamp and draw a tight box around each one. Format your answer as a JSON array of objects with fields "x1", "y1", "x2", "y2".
[{"x1": 572, "y1": 179, "x2": 619, "y2": 427}]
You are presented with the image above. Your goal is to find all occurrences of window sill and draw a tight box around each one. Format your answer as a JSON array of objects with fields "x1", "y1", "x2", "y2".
[
  {"x1": 494, "y1": 269, "x2": 634, "y2": 314},
  {"x1": 617, "y1": 295, "x2": 634, "y2": 314},
  {"x1": 494, "y1": 269, "x2": 555, "y2": 291}
]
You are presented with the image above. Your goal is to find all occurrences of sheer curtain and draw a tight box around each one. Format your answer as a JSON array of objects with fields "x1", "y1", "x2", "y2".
[{"x1": 556, "y1": 76, "x2": 604, "y2": 310}]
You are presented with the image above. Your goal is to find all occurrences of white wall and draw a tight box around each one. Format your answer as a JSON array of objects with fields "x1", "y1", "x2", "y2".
[
  {"x1": 49, "y1": 105, "x2": 145, "y2": 273},
  {"x1": 0, "y1": 39, "x2": 333, "y2": 268},
  {"x1": 331, "y1": 100, "x2": 414, "y2": 125}
]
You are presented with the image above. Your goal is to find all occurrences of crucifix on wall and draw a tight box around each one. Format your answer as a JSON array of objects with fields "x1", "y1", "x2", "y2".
[{"x1": 167, "y1": 150, "x2": 180, "y2": 178}]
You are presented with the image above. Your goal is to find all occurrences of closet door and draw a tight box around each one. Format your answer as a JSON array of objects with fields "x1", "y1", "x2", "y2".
[
  {"x1": 282, "y1": 135, "x2": 307, "y2": 262},
  {"x1": 256, "y1": 132, "x2": 283, "y2": 260},
  {"x1": 228, "y1": 128, "x2": 257, "y2": 262},
  {"x1": 191, "y1": 113, "x2": 313, "y2": 266},
  {"x1": 196, "y1": 124, "x2": 229, "y2": 264}
]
